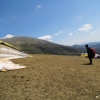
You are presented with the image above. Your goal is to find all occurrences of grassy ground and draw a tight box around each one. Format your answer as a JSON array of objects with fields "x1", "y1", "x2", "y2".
[{"x1": 0, "y1": 54, "x2": 100, "y2": 100}]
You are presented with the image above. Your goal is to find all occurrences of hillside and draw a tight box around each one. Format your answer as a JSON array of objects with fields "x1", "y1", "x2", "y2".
[{"x1": 1, "y1": 36, "x2": 80, "y2": 55}]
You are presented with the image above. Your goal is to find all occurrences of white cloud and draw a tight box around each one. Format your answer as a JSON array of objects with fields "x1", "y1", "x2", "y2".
[
  {"x1": 78, "y1": 15, "x2": 82, "y2": 19},
  {"x1": 67, "y1": 39, "x2": 85, "y2": 46},
  {"x1": 67, "y1": 32, "x2": 100, "y2": 46},
  {"x1": 54, "y1": 33, "x2": 59, "y2": 36},
  {"x1": 37, "y1": 5, "x2": 41, "y2": 9},
  {"x1": 10, "y1": 15, "x2": 17, "y2": 18},
  {"x1": 38, "y1": 35, "x2": 52, "y2": 41},
  {"x1": 13, "y1": 15, "x2": 16, "y2": 18},
  {"x1": 58, "y1": 31, "x2": 63, "y2": 34},
  {"x1": 69, "y1": 33, "x2": 73, "y2": 36},
  {"x1": 4, "y1": 34, "x2": 14, "y2": 39},
  {"x1": 35, "y1": 5, "x2": 41, "y2": 10},
  {"x1": 90, "y1": 31, "x2": 97, "y2": 36},
  {"x1": 88, "y1": 31, "x2": 100, "y2": 42},
  {"x1": 78, "y1": 24, "x2": 92, "y2": 32},
  {"x1": 54, "y1": 31, "x2": 63, "y2": 36}
]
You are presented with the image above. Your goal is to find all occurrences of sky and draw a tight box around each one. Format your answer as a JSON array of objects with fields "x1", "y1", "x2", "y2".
[{"x1": 0, "y1": 0, "x2": 100, "y2": 46}]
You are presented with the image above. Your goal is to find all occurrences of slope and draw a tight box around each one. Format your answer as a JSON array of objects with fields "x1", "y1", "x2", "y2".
[{"x1": 1, "y1": 36, "x2": 80, "y2": 55}]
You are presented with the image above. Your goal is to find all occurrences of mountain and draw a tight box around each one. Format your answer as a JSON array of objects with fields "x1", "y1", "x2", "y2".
[
  {"x1": 0, "y1": 36, "x2": 80, "y2": 55},
  {"x1": 72, "y1": 42, "x2": 100, "y2": 54},
  {"x1": 88, "y1": 42, "x2": 100, "y2": 46},
  {"x1": 72, "y1": 42, "x2": 100, "y2": 49}
]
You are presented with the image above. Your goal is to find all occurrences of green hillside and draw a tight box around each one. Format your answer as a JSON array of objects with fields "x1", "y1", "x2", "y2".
[
  {"x1": 0, "y1": 40, "x2": 18, "y2": 50},
  {"x1": 1, "y1": 36, "x2": 80, "y2": 55}
]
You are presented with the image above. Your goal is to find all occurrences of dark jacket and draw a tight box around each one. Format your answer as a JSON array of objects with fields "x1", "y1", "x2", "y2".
[{"x1": 86, "y1": 47, "x2": 94, "y2": 58}]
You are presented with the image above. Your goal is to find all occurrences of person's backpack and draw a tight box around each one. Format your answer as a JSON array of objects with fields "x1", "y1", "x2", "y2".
[{"x1": 91, "y1": 48, "x2": 96, "y2": 57}]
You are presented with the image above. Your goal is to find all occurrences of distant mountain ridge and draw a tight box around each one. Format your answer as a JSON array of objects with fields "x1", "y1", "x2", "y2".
[
  {"x1": 0, "y1": 36, "x2": 80, "y2": 55},
  {"x1": 87, "y1": 42, "x2": 100, "y2": 46},
  {"x1": 72, "y1": 42, "x2": 100, "y2": 54},
  {"x1": 72, "y1": 42, "x2": 100, "y2": 49}
]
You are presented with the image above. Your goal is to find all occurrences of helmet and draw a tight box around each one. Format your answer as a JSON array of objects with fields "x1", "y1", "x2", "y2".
[{"x1": 85, "y1": 44, "x2": 88, "y2": 47}]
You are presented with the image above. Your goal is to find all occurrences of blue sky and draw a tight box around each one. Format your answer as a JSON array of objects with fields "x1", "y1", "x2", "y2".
[{"x1": 0, "y1": 0, "x2": 100, "y2": 46}]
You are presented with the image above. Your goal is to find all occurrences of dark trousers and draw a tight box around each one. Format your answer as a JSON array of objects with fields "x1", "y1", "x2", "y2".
[{"x1": 88, "y1": 56, "x2": 92, "y2": 64}]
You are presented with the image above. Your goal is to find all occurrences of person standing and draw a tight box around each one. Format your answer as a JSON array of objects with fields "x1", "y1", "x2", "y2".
[{"x1": 85, "y1": 44, "x2": 94, "y2": 64}]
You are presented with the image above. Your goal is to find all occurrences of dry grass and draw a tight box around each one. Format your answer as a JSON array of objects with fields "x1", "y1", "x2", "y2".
[{"x1": 0, "y1": 54, "x2": 100, "y2": 100}]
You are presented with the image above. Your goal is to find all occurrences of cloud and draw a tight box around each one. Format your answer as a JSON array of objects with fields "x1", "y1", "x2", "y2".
[
  {"x1": 54, "y1": 31, "x2": 63, "y2": 36},
  {"x1": 67, "y1": 39, "x2": 85, "y2": 46},
  {"x1": 78, "y1": 24, "x2": 92, "y2": 32},
  {"x1": 10, "y1": 15, "x2": 17, "y2": 19},
  {"x1": 12, "y1": 15, "x2": 17, "y2": 18},
  {"x1": 78, "y1": 15, "x2": 82, "y2": 19},
  {"x1": 69, "y1": 33, "x2": 73, "y2": 36},
  {"x1": 38, "y1": 35, "x2": 52, "y2": 41},
  {"x1": 35, "y1": 5, "x2": 41, "y2": 10},
  {"x1": 90, "y1": 31, "x2": 97, "y2": 36},
  {"x1": 4, "y1": 34, "x2": 14, "y2": 39},
  {"x1": 37, "y1": 5, "x2": 41, "y2": 9},
  {"x1": 54, "y1": 33, "x2": 59, "y2": 36}
]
